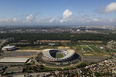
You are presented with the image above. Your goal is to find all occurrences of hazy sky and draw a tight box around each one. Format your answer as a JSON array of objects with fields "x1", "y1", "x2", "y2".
[{"x1": 0, "y1": 0, "x2": 116, "y2": 26}]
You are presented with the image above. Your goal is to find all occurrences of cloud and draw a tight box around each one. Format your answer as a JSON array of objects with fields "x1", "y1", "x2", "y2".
[
  {"x1": 63, "y1": 9, "x2": 73, "y2": 19},
  {"x1": 60, "y1": 19, "x2": 67, "y2": 23},
  {"x1": 13, "y1": 18, "x2": 21, "y2": 22},
  {"x1": 109, "y1": 19, "x2": 116, "y2": 22},
  {"x1": 49, "y1": 19, "x2": 55, "y2": 23},
  {"x1": 60, "y1": 9, "x2": 73, "y2": 23},
  {"x1": 26, "y1": 14, "x2": 36, "y2": 21},
  {"x1": 93, "y1": 18, "x2": 103, "y2": 22},
  {"x1": 104, "y1": 2, "x2": 116, "y2": 13}
]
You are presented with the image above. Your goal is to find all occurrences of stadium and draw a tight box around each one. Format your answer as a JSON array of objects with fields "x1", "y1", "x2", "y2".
[{"x1": 42, "y1": 49, "x2": 75, "y2": 62}]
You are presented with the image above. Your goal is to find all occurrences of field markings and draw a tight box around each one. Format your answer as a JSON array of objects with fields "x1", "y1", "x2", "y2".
[{"x1": 87, "y1": 45, "x2": 98, "y2": 55}]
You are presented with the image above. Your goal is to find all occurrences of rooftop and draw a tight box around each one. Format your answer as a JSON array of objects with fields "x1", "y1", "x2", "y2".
[{"x1": 0, "y1": 57, "x2": 29, "y2": 63}]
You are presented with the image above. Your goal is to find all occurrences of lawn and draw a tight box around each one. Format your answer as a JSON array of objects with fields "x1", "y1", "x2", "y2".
[
  {"x1": 20, "y1": 46, "x2": 40, "y2": 50},
  {"x1": 20, "y1": 45, "x2": 58, "y2": 50},
  {"x1": 89, "y1": 45, "x2": 109, "y2": 56},
  {"x1": 76, "y1": 45, "x2": 109, "y2": 56},
  {"x1": 89, "y1": 45, "x2": 102, "y2": 52},
  {"x1": 80, "y1": 45, "x2": 93, "y2": 52},
  {"x1": 55, "y1": 53, "x2": 63, "y2": 58}
]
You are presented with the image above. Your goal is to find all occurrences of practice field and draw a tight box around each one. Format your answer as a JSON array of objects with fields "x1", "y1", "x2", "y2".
[
  {"x1": 89, "y1": 45, "x2": 102, "y2": 52},
  {"x1": 76, "y1": 45, "x2": 109, "y2": 56},
  {"x1": 80, "y1": 45, "x2": 92, "y2": 52},
  {"x1": 55, "y1": 53, "x2": 63, "y2": 58}
]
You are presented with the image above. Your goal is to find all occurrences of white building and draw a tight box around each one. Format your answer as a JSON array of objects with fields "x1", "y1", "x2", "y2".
[{"x1": 2, "y1": 45, "x2": 16, "y2": 51}]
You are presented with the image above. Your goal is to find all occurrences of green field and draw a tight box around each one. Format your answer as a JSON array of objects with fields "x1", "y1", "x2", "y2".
[
  {"x1": 55, "y1": 53, "x2": 63, "y2": 58},
  {"x1": 89, "y1": 45, "x2": 102, "y2": 52},
  {"x1": 20, "y1": 45, "x2": 58, "y2": 50},
  {"x1": 76, "y1": 45, "x2": 109, "y2": 56},
  {"x1": 80, "y1": 45, "x2": 92, "y2": 52}
]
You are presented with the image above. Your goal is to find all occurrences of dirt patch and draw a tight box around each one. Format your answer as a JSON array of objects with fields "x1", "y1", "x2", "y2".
[
  {"x1": 84, "y1": 54, "x2": 94, "y2": 55},
  {"x1": 58, "y1": 46, "x2": 64, "y2": 49},
  {"x1": 15, "y1": 50, "x2": 42, "y2": 52},
  {"x1": 83, "y1": 56, "x2": 108, "y2": 63},
  {"x1": 78, "y1": 40, "x2": 102, "y2": 43},
  {"x1": 64, "y1": 46, "x2": 70, "y2": 49},
  {"x1": 58, "y1": 46, "x2": 70, "y2": 49},
  {"x1": 104, "y1": 55, "x2": 109, "y2": 56}
]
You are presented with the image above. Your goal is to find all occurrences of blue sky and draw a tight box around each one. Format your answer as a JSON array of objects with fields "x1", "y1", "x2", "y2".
[{"x1": 0, "y1": 0, "x2": 116, "y2": 26}]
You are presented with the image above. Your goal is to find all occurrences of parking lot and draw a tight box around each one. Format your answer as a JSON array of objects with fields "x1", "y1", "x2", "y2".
[
  {"x1": 0, "y1": 51, "x2": 37, "y2": 58},
  {"x1": 83, "y1": 56, "x2": 107, "y2": 63}
]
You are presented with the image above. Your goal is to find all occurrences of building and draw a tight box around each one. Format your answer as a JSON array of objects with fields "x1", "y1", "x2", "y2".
[
  {"x1": 2, "y1": 45, "x2": 16, "y2": 51},
  {"x1": 42, "y1": 49, "x2": 75, "y2": 62},
  {"x1": 0, "y1": 57, "x2": 30, "y2": 66}
]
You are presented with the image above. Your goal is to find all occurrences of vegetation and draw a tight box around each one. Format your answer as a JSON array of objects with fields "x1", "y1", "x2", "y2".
[
  {"x1": 27, "y1": 65, "x2": 62, "y2": 73},
  {"x1": 55, "y1": 53, "x2": 63, "y2": 58},
  {"x1": 80, "y1": 45, "x2": 92, "y2": 52},
  {"x1": 89, "y1": 45, "x2": 101, "y2": 52},
  {"x1": 76, "y1": 62, "x2": 89, "y2": 68},
  {"x1": 1, "y1": 33, "x2": 116, "y2": 44}
]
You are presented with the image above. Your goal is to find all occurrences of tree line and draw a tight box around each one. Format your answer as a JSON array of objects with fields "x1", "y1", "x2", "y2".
[{"x1": 0, "y1": 33, "x2": 116, "y2": 42}]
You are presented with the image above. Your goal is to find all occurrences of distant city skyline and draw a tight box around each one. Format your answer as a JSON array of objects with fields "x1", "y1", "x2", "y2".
[{"x1": 0, "y1": 0, "x2": 116, "y2": 26}]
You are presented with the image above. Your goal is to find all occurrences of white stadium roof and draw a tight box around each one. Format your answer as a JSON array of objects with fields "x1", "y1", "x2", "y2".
[
  {"x1": 2, "y1": 46, "x2": 15, "y2": 49},
  {"x1": 42, "y1": 49, "x2": 75, "y2": 61},
  {"x1": 0, "y1": 57, "x2": 29, "y2": 63}
]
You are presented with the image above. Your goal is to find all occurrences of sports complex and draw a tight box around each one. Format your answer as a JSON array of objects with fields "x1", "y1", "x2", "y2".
[
  {"x1": 37, "y1": 49, "x2": 80, "y2": 66},
  {"x1": 42, "y1": 49, "x2": 75, "y2": 62}
]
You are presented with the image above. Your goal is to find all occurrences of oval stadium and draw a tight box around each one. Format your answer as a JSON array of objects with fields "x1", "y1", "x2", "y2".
[{"x1": 42, "y1": 49, "x2": 75, "y2": 62}]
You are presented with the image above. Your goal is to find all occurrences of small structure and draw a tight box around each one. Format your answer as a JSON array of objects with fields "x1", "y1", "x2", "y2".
[
  {"x1": 100, "y1": 47, "x2": 104, "y2": 50},
  {"x1": 48, "y1": 43, "x2": 55, "y2": 46},
  {"x1": 2, "y1": 45, "x2": 16, "y2": 51}
]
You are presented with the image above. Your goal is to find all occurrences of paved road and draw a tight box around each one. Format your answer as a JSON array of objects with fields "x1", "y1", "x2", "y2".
[{"x1": 0, "y1": 39, "x2": 7, "y2": 47}]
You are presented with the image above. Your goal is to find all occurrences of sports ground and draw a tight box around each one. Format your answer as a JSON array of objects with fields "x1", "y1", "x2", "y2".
[
  {"x1": 55, "y1": 53, "x2": 63, "y2": 58},
  {"x1": 76, "y1": 45, "x2": 109, "y2": 56}
]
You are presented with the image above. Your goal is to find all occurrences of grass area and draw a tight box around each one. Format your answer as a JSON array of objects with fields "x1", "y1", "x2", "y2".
[
  {"x1": 20, "y1": 45, "x2": 73, "y2": 50},
  {"x1": 76, "y1": 45, "x2": 109, "y2": 56},
  {"x1": 89, "y1": 45, "x2": 102, "y2": 52},
  {"x1": 76, "y1": 45, "x2": 81, "y2": 51},
  {"x1": 20, "y1": 45, "x2": 58, "y2": 50},
  {"x1": 56, "y1": 53, "x2": 63, "y2": 58},
  {"x1": 80, "y1": 45, "x2": 93, "y2": 52},
  {"x1": 88, "y1": 45, "x2": 109, "y2": 56},
  {"x1": 20, "y1": 46, "x2": 40, "y2": 50}
]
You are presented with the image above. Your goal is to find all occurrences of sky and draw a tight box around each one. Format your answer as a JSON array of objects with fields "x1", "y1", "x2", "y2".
[{"x1": 0, "y1": 0, "x2": 116, "y2": 26}]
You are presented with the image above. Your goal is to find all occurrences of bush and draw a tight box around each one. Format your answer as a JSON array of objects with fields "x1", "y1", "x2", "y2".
[{"x1": 76, "y1": 62, "x2": 89, "y2": 68}]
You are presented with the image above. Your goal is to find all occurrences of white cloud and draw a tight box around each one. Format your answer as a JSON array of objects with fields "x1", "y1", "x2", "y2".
[
  {"x1": 93, "y1": 18, "x2": 102, "y2": 22},
  {"x1": 49, "y1": 19, "x2": 55, "y2": 23},
  {"x1": 63, "y1": 9, "x2": 73, "y2": 19},
  {"x1": 60, "y1": 19, "x2": 67, "y2": 23},
  {"x1": 26, "y1": 14, "x2": 36, "y2": 21},
  {"x1": 0, "y1": 18, "x2": 12, "y2": 22},
  {"x1": 13, "y1": 18, "x2": 20, "y2": 22},
  {"x1": 109, "y1": 19, "x2": 116, "y2": 22},
  {"x1": 104, "y1": 2, "x2": 116, "y2": 13}
]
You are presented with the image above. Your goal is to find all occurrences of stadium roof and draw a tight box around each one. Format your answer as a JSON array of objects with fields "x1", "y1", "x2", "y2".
[
  {"x1": 42, "y1": 49, "x2": 75, "y2": 61},
  {"x1": 0, "y1": 57, "x2": 29, "y2": 63},
  {"x1": 2, "y1": 45, "x2": 15, "y2": 49}
]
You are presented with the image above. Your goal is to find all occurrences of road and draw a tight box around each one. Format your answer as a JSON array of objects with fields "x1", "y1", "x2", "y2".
[{"x1": 0, "y1": 39, "x2": 7, "y2": 47}]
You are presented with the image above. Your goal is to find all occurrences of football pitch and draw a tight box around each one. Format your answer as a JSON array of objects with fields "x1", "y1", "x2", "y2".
[
  {"x1": 80, "y1": 45, "x2": 92, "y2": 52},
  {"x1": 55, "y1": 53, "x2": 63, "y2": 58},
  {"x1": 77, "y1": 45, "x2": 109, "y2": 56}
]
